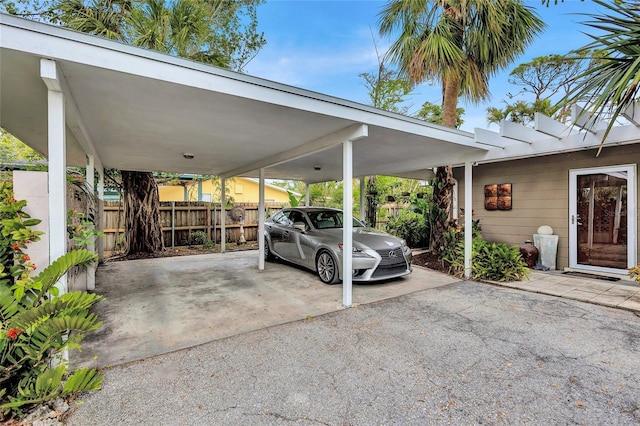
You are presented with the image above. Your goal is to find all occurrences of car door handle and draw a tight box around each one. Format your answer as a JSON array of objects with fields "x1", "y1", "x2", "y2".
[{"x1": 283, "y1": 231, "x2": 289, "y2": 237}]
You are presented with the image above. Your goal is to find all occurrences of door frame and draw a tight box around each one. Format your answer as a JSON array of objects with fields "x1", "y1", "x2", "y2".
[{"x1": 569, "y1": 164, "x2": 637, "y2": 274}]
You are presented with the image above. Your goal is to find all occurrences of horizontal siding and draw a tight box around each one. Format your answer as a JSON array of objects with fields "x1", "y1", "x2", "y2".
[{"x1": 456, "y1": 144, "x2": 640, "y2": 270}]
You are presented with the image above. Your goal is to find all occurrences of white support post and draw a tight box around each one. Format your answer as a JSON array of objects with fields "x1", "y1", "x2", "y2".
[
  {"x1": 464, "y1": 161, "x2": 473, "y2": 279},
  {"x1": 97, "y1": 164, "x2": 104, "y2": 262},
  {"x1": 342, "y1": 140, "x2": 353, "y2": 307},
  {"x1": 41, "y1": 59, "x2": 67, "y2": 295},
  {"x1": 359, "y1": 178, "x2": 365, "y2": 222},
  {"x1": 305, "y1": 183, "x2": 310, "y2": 206},
  {"x1": 221, "y1": 178, "x2": 226, "y2": 253},
  {"x1": 86, "y1": 155, "x2": 96, "y2": 291},
  {"x1": 258, "y1": 168, "x2": 266, "y2": 271}
]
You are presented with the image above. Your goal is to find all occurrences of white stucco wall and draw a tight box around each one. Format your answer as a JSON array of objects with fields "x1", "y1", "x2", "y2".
[{"x1": 13, "y1": 171, "x2": 50, "y2": 274}]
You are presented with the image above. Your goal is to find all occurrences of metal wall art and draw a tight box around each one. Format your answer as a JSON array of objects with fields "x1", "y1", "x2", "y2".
[{"x1": 484, "y1": 183, "x2": 512, "y2": 210}]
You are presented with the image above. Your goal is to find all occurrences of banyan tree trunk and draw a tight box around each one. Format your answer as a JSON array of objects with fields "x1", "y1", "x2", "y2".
[
  {"x1": 365, "y1": 175, "x2": 378, "y2": 228},
  {"x1": 121, "y1": 171, "x2": 164, "y2": 255},
  {"x1": 431, "y1": 164, "x2": 456, "y2": 254}
]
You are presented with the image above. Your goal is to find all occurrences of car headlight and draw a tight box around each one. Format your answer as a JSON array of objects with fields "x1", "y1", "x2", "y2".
[{"x1": 338, "y1": 243, "x2": 371, "y2": 257}]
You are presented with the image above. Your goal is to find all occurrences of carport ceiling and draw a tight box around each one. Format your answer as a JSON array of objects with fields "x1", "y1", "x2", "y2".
[{"x1": 0, "y1": 15, "x2": 486, "y2": 183}]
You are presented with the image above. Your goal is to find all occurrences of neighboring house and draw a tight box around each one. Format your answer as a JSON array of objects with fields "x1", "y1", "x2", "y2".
[
  {"x1": 454, "y1": 116, "x2": 639, "y2": 278},
  {"x1": 158, "y1": 176, "x2": 296, "y2": 204}
]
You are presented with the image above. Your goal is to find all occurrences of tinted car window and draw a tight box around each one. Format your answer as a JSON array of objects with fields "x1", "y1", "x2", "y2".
[
  {"x1": 271, "y1": 212, "x2": 291, "y2": 226},
  {"x1": 308, "y1": 211, "x2": 364, "y2": 229},
  {"x1": 288, "y1": 210, "x2": 309, "y2": 228}
]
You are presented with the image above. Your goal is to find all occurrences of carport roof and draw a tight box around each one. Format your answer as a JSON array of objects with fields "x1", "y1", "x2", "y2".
[{"x1": 0, "y1": 14, "x2": 486, "y2": 183}]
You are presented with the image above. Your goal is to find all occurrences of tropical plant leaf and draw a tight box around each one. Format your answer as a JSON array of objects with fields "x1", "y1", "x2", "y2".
[
  {"x1": 9, "y1": 291, "x2": 103, "y2": 331},
  {"x1": 32, "y1": 250, "x2": 98, "y2": 297},
  {"x1": 62, "y1": 367, "x2": 103, "y2": 394},
  {"x1": 0, "y1": 284, "x2": 21, "y2": 322}
]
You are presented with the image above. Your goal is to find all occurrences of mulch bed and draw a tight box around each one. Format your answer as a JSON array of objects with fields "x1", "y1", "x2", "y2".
[{"x1": 411, "y1": 250, "x2": 449, "y2": 274}]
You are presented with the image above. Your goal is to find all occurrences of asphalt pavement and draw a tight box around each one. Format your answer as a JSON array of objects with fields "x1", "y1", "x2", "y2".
[{"x1": 65, "y1": 280, "x2": 640, "y2": 425}]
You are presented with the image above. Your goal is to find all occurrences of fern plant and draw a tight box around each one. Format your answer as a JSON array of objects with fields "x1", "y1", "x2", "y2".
[{"x1": 446, "y1": 236, "x2": 530, "y2": 282}]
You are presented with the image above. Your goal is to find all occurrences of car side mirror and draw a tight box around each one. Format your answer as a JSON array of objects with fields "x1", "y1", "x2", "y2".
[{"x1": 293, "y1": 222, "x2": 306, "y2": 232}]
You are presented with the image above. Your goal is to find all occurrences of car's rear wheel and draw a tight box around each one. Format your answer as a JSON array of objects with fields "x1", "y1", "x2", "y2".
[
  {"x1": 265, "y1": 239, "x2": 275, "y2": 262},
  {"x1": 316, "y1": 250, "x2": 339, "y2": 284}
]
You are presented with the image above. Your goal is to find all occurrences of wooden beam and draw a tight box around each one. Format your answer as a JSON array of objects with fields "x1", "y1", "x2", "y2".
[
  {"x1": 500, "y1": 120, "x2": 544, "y2": 144},
  {"x1": 572, "y1": 104, "x2": 600, "y2": 133},
  {"x1": 534, "y1": 113, "x2": 568, "y2": 138},
  {"x1": 622, "y1": 102, "x2": 640, "y2": 126},
  {"x1": 474, "y1": 128, "x2": 508, "y2": 148}
]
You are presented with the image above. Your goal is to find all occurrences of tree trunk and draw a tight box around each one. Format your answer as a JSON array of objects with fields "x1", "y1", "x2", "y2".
[
  {"x1": 365, "y1": 175, "x2": 378, "y2": 227},
  {"x1": 441, "y1": 76, "x2": 460, "y2": 128},
  {"x1": 431, "y1": 77, "x2": 460, "y2": 254},
  {"x1": 122, "y1": 171, "x2": 164, "y2": 255}
]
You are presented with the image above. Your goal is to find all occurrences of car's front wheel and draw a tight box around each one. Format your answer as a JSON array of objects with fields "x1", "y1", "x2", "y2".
[
  {"x1": 316, "y1": 250, "x2": 340, "y2": 284},
  {"x1": 264, "y1": 238, "x2": 275, "y2": 262}
]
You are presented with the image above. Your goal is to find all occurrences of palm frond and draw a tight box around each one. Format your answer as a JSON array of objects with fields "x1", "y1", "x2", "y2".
[{"x1": 562, "y1": 0, "x2": 640, "y2": 149}]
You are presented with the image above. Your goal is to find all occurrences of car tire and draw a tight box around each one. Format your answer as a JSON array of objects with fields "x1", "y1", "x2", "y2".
[
  {"x1": 316, "y1": 250, "x2": 340, "y2": 284},
  {"x1": 265, "y1": 239, "x2": 275, "y2": 262}
]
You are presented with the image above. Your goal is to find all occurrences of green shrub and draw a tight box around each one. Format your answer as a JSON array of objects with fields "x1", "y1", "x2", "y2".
[
  {"x1": 446, "y1": 236, "x2": 530, "y2": 282},
  {"x1": 439, "y1": 219, "x2": 481, "y2": 265},
  {"x1": 386, "y1": 211, "x2": 429, "y2": 248},
  {"x1": 0, "y1": 176, "x2": 103, "y2": 420},
  {"x1": 189, "y1": 230, "x2": 215, "y2": 249}
]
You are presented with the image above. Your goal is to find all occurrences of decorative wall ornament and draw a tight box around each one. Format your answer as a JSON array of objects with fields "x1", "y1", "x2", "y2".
[{"x1": 484, "y1": 183, "x2": 512, "y2": 211}]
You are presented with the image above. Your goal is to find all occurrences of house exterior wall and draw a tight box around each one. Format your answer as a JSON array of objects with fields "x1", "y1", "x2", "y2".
[
  {"x1": 158, "y1": 177, "x2": 290, "y2": 204},
  {"x1": 158, "y1": 185, "x2": 186, "y2": 202},
  {"x1": 455, "y1": 144, "x2": 640, "y2": 270}
]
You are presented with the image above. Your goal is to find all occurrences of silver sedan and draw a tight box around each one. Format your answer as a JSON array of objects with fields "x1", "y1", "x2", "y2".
[{"x1": 264, "y1": 207, "x2": 412, "y2": 284}]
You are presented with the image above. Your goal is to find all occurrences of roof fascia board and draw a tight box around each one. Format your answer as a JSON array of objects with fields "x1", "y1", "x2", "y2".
[
  {"x1": 1, "y1": 15, "x2": 476, "y2": 149},
  {"x1": 219, "y1": 124, "x2": 368, "y2": 178}
]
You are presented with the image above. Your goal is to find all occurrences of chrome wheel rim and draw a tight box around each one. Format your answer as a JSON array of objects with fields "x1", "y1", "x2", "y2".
[{"x1": 317, "y1": 252, "x2": 335, "y2": 282}]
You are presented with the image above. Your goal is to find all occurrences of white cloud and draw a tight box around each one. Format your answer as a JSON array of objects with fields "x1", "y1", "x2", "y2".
[{"x1": 246, "y1": 40, "x2": 381, "y2": 89}]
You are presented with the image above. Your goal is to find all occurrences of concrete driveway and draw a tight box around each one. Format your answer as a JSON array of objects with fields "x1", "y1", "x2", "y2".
[
  {"x1": 67, "y1": 279, "x2": 640, "y2": 425},
  {"x1": 74, "y1": 251, "x2": 459, "y2": 368}
]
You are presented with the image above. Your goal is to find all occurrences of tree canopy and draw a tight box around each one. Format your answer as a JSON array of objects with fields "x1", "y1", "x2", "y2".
[{"x1": 0, "y1": 0, "x2": 266, "y2": 72}]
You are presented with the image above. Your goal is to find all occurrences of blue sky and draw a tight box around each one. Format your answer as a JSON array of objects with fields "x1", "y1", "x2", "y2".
[{"x1": 246, "y1": 0, "x2": 605, "y2": 132}]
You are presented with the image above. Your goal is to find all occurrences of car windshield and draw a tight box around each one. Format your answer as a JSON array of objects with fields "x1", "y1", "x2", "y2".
[{"x1": 307, "y1": 210, "x2": 364, "y2": 229}]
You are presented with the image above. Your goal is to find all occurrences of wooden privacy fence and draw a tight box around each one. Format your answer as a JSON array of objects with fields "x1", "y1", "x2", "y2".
[{"x1": 103, "y1": 201, "x2": 284, "y2": 251}]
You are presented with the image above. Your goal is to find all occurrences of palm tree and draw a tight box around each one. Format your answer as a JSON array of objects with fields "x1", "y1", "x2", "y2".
[
  {"x1": 378, "y1": 0, "x2": 545, "y2": 253},
  {"x1": 560, "y1": 0, "x2": 640, "y2": 153},
  {"x1": 56, "y1": 0, "x2": 132, "y2": 41}
]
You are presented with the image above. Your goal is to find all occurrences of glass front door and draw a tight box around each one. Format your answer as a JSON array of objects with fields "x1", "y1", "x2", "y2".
[{"x1": 569, "y1": 165, "x2": 637, "y2": 273}]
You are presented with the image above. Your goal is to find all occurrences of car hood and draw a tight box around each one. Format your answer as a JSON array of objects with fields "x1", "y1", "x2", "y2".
[{"x1": 319, "y1": 227, "x2": 403, "y2": 250}]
